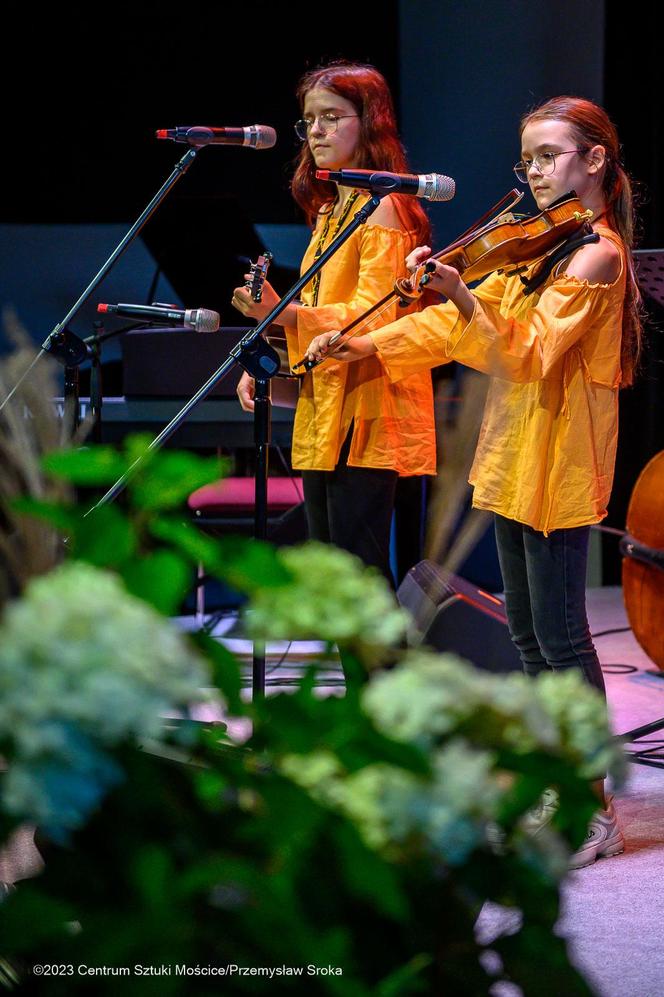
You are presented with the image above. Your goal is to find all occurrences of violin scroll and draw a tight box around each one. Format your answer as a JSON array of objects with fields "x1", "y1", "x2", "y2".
[
  {"x1": 246, "y1": 251, "x2": 274, "y2": 303},
  {"x1": 394, "y1": 261, "x2": 438, "y2": 303}
]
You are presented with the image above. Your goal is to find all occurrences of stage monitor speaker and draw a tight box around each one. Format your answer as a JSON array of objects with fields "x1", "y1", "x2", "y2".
[{"x1": 397, "y1": 560, "x2": 522, "y2": 673}]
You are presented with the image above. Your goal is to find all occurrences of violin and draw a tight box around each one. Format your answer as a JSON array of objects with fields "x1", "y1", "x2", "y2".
[
  {"x1": 621, "y1": 451, "x2": 664, "y2": 671},
  {"x1": 399, "y1": 190, "x2": 594, "y2": 300},
  {"x1": 292, "y1": 189, "x2": 595, "y2": 372},
  {"x1": 244, "y1": 250, "x2": 301, "y2": 408}
]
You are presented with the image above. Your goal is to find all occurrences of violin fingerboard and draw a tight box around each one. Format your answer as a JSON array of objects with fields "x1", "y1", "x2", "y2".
[{"x1": 248, "y1": 251, "x2": 274, "y2": 302}]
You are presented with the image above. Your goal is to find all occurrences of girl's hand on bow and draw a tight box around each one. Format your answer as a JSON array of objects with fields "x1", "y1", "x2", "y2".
[{"x1": 304, "y1": 331, "x2": 377, "y2": 364}]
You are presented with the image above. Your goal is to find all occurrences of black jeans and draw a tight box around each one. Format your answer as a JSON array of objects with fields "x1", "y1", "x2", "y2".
[
  {"x1": 494, "y1": 514, "x2": 605, "y2": 698},
  {"x1": 301, "y1": 434, "x2": 398, "y2": 586}
]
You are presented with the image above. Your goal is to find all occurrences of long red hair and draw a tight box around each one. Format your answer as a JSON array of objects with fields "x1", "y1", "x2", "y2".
[
  {"x1": 291, "y1": 62, "x2": 430, "y2": 246},
  {"x1": 521, "y1": 96, "x2": 642, "y2": 386}
]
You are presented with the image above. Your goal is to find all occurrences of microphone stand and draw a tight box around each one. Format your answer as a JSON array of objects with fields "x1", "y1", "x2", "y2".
[
  {"x1": 87, "y1": 193, "x2": 386, "y2": 697},
  {"x1": 84, "y1": 319, "x2": 145, "y2": 443},
  {"x1": 0, "y1": 148, "x2": 199, "y2": 414}
]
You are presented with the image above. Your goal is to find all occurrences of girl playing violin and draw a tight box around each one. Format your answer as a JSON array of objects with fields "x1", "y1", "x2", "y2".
[
  {"x1": 232, "y1": 62, "x2": 436, "y2": 591},
  {"x1": 305, "y1": 96, "x2": 642, "y2": 867}
]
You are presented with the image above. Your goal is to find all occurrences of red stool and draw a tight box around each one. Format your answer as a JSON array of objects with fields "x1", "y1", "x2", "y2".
[{"x1": 188, "y1": 476, "x2": 304, "y2": 523}]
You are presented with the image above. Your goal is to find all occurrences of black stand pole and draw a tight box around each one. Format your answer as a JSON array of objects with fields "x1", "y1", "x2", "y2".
[
  {"x1": 252, "y1": 376, "x2": 271, "y2": 695},
  {"x1": 617, "y1": 717, "x2": 664, "y2": 769},
  {"x1": 81, "y1": 319, "x2": 143, "y2": 442},
  {"x1": 0, "y1": 149, "x2": 198, "y2": 414},
  {"x1": 63, "y1": 364, "x2": 82, "y2": 439},
  {"x1": 86, "y1": 193, "x2": 385, "y2": 698},
  {"x1": 88, "y1": 323, "x2": 104, "y2": 444}
]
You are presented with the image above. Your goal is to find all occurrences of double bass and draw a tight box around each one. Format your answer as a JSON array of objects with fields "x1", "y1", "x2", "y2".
[{"x1": 621, "y1": 451, "x2": 664, "y2": 670}]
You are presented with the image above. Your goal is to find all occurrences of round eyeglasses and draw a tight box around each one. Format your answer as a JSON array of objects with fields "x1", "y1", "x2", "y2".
[
  {"x1": 294, "y1": 112, "x2": 359, "y2": 142},
  {"x1": 513, "y1": 149, "x2": 584, "y2": 184}
]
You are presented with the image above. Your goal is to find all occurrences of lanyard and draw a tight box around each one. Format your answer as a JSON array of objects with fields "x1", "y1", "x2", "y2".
[{"x1": 310, "y1": 190, "x2": 361, "y2": 307}]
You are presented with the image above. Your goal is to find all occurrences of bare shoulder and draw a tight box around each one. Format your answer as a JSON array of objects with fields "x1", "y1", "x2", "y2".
[
  {"x1": 564, "y1": 235, "x2": 622, "y2": 284},
  {"x1": 365, "y1": 194, "x2": 407, "y2": 232}
]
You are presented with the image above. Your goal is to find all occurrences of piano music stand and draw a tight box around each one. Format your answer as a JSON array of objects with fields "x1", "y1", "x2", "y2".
[{"x1": 634, "y1": 248, "x2": 664, "y2": 308}]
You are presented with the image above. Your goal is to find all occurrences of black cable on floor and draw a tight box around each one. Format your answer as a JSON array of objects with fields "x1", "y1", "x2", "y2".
[
  {"x1": 200, "y1": 609, "x2": 238, "y2": 636},
  {"x1": 602, "y1": 663, "x2": 639, "y2": 675},
  {"x1": 592, "y1": 626, "x2": 632, "y2": 638},
  {"x1": 265, "y1": 642, "x2": 294, "y2": 675}
]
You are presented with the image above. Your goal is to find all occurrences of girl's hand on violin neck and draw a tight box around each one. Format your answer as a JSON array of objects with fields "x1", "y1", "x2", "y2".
[
  {"x1": 423, "y1": 261, "x2": 462, "y2": 297},
  {"x1": 231, "y1": 277, "x2": 281, "y2": 322},
  {"x1": 425, "y1": 262, "x2": 476, "y2": 320},
  {"x1": 406, "y1": 245, "x2": 433, "y2": 272},
  {"x1": 305, "y1": 332, "x2": 377, "y2": 364}
]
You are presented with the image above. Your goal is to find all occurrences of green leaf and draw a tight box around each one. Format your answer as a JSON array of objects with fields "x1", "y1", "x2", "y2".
[
  {"x1": 148, "y1": 516, "x2": 225, "y2": 569},
  {"x1": 214, "y1": 536, "x2": 292, "y2": 591},
  {"x1": 12, "y1": 497, "x2": 79, "y2": 533},
  {"x1": 71, "y1": 505, "x2": 137, "y2": 567},
  {"x1": 121, "y1": 550, "x2": 191, "y2": 614},
  {"x1": 334, "y1": 819, "x2": 410, "y2": 921},
  {"x1": 336, "y1": 728, "x2": 431, "y2": 778},
  {"x1": 13, "y1": 498, "x2": 136, "y2": 567},
  {"x1": 129, "y1": 450, "x2": 229, "y2": 512},
  {"x1": 191, "y1": 770, "x2": 229, "y2": 812},
  {"x1": 0, "y1": 887, "x2": 78, "y2": 953},
  {"x1": 131, "y1": 845, "x2": 174, "y2": 910},
  {"x1": 376, "y1": 953, "x2": 433, "y2": 997},
  {"x1": 42, "y1": 446, "x2": 130, "y2": 484}
]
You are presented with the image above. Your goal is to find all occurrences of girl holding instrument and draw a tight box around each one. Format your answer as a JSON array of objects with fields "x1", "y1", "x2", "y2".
[
  {"x1": 231, "y1": 62, "x2": 436, "y2": 588},
  {"x1": 305, "y1": 96, "x2": 642, "y2": 867}
]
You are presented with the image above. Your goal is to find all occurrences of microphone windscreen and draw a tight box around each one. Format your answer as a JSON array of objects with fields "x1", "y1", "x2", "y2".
[
  {"x1": 192, "y1": 309, "x2": 221, "y2": 333},
  {"x1": 250, "y1": 125, "x2": 277, "y2": 150},
  {"x1": 430, "y1": 174, "x2": 456, "y2": 202}
]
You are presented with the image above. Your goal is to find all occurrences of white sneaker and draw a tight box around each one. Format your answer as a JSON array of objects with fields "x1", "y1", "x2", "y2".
[
  {"x1": 568, "y1": 799, "x2": 624, "y2": 870},
  {"x1": 520, "y1": 787, "x2": 559, "y2": 835}
]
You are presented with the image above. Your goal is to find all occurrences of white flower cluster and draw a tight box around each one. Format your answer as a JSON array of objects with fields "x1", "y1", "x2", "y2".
[
  {"x1": 364, "y1": 649, "x2": 623, "y2": 778},
  {"x1": 281, "y1": 739, "x2": 500, "y2": 865},
  {"x1": 0, "y1": 562, "x2": 211, "y2": 829},
  {"x1": 245, "y1": 542, "x2": 409, "y2": 662},
  {"x1": 280, "y1": 649, "x2": 625, "y2": 866}
]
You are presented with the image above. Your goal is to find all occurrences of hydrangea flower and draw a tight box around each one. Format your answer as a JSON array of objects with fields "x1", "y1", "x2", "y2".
[
  {"x1": 280, "y1": 649, "x2": 625, "y2": 869},
  {"x1": 0, "y1": 562, "x2": 211, "y2": 834},
  {"x1": 245, "y1": 542, "x2": 409, "y2": 663}
]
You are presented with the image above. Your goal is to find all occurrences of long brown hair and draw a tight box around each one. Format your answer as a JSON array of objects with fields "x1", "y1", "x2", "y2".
[
  {"x1": 520, "y1": 96, "x2": 642, "y2": 386},
  {"x1": 291, "y1": 62, "x2": 430, "y2": 245}
]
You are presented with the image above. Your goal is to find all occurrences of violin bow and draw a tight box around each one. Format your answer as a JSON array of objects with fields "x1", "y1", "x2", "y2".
[{"x1": 292, "y1": 188, "x2": 526, "y2": 372}]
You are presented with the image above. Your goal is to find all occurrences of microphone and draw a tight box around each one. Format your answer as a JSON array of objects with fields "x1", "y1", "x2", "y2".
[
  {"x1": 97, "y1": 302, "x2": 220, "y2": 333},
  {"x1": 315, "y1": 168, "x2": 455, "y2": 202},
  {"x1": 156, "y1": 125, "x2": 277, "y2": 150}
]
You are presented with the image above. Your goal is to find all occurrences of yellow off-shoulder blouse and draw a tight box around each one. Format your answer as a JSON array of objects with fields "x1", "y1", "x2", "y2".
[
  {"x1": 284, "y1": 194, "x2": 437, "y2": 476},
  {"x1": 369, "y1": 224, "x2": 626, "y2": 533}
]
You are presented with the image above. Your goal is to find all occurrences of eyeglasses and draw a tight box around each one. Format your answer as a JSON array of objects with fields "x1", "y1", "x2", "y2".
[
  {"x1": 513, "y1": 149, "x2": 585, "y2": 184},
  {"x1": 294, "y1": 112, "x2": 359, "y2": 141}
]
